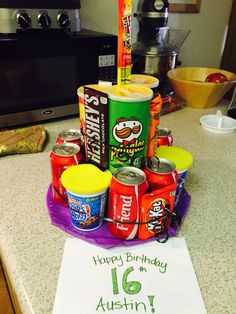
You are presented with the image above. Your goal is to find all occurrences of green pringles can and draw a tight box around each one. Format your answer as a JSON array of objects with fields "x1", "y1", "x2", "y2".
[{"x1": 108, "y1": 84, "x2": 153, "y2": 173}]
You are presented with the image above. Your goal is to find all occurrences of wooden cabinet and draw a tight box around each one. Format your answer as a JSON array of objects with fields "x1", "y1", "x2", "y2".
[
  {"x1": 0, "y1": 262, "x2": 14, "y2": 314},
  {"x1": 0, "y1": 260, "x2": 22, "y2": 314}
]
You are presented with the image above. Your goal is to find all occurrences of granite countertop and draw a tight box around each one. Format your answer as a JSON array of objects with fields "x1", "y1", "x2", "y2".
[{"x1": 0, "y1": 102, "x2": 235, "y2": 314}]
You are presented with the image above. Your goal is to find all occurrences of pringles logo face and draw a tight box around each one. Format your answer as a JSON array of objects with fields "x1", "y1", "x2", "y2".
[
  {"x1": 113, "y1": 117, "x2": 142, "y2": 145},
  {"x1": 111, "y1": 116, "x2": 145, "y2": 160}
]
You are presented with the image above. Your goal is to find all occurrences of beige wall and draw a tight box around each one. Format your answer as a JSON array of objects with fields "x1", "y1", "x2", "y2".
[{"x1": 80, "y1": 0, "x2": 233, "y2": 67}]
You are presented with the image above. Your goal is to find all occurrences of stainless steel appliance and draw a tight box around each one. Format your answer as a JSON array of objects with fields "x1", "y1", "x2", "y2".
[
  {"x1": 228, "y1": 86, "x2": 236, "y2": 119},
  {"x1": 0, "y1": 0, "x2": 117, "y2": 128},
  {"x1": 132, "y1": 0, "x2": 189, "y2": 95}
]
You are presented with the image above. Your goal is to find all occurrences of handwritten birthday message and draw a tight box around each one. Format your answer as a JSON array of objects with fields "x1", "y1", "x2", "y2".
[
  {"x1": 93, "y1": 252, "x2": 168, "y2": 312},
  {"x1": 53, "y1": 238, "x2": 207, "y2": 314}
]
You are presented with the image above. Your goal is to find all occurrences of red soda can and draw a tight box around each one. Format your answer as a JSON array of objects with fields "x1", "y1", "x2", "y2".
[
  {"x1": 56, "y1": 129, "x2": 83, "y2": 147},
  {"x1": 50, "y1": 143, "x2": 83, "y2": 206},
  {"x1": 144, "y1": 157, "x2": 178, "y2": 192},
  {"x1": 157, "y1": 128, "x2": 173, "y2": 146},
  {"x1": 108, "y1": 166, "x2": 148, "y2": 240}
]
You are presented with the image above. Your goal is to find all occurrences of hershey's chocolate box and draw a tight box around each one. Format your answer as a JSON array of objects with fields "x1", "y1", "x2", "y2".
[{"x1": 83, "y1": 87, "x2": 109, "y2": 170}]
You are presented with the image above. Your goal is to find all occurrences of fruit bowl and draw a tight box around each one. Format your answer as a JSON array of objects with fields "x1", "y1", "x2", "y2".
[{"x1": 167, "y1": 67, "x2": 236, "y2": 108}]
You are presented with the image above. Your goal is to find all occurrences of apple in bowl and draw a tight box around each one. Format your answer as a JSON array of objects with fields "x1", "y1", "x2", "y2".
[{"x1": 205, "y1": 72, "x2": 228, "y2": 83}]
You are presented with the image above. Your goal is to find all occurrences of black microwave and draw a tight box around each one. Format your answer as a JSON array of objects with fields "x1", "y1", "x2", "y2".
[{"x1": 0, "y1": 29, "x2": 117, "y2": 128}]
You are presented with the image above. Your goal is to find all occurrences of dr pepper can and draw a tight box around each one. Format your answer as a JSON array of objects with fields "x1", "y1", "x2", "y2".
[
  {"x1": 144, "y1": 157, "x2": 178, "y2": 192},
  {"x1": 108, "y1": 166, "x2": 148, "y2": 240},
  {"x1": 50, "y1": 143, "x2": 83, "y2": 206}
]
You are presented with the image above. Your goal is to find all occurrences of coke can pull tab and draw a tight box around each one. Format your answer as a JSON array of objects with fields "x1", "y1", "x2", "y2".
[
  {"x1": 63, "y1": 146, "x2": 73, "y2": 154},
  {"x1": 147, "y1": 156, "x2": 160, "y2": 170}
]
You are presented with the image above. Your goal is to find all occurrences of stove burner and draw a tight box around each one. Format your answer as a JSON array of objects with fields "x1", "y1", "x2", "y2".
[{"x1": 0, "y1": 0, "x2": 81, "y2": 34}]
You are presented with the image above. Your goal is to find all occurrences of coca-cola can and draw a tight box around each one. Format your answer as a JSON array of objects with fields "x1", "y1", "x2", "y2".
[
  {"x1": 144, "y1": 157, "x2": 178, "y2": 192},
  {"x1": 50, "y1": 143, "x2": 83, "y2": 206},
  {"x1": 157, "y1": 128, "x2": 173, "y2": 146},
  {"x1": 108, "y1": 166, "x2": 148, "y2": 240},
  {"x1": 56, "y1": 129, "x2": 83, "y2": 147}
]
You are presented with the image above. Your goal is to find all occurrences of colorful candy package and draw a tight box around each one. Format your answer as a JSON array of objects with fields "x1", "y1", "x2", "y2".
[{"x1": 138, "y1": 183, "x2": 177, "y2": 241}]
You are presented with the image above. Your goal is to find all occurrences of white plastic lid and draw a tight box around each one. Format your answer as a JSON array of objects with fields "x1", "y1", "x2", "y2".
[
  {"x1": 200, "y1": 110, "x2": 236, "y2": 134},
  {"x1": 107, "y1": 84, "x2": 153, "y2": 102},
  {"x1": 130, "y1": 74, "x2": 159, "y2": 89}
]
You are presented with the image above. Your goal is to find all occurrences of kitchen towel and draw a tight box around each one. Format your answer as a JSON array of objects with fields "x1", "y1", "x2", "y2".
[{"x1": 0, "y1": 125, "x2": 47, "y2": 156}]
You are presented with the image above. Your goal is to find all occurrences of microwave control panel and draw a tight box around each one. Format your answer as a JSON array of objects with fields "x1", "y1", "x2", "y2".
[
  {"x1": 98, "y1": 54, "x2": 116, "y2": 82},
  {"x1": 97, "y1": 40, "x2": 117, "y2": 83}
]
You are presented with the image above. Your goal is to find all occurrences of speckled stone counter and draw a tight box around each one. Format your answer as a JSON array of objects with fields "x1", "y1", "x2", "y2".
[{"x1": 0, "y1": 102, "x2": 235, "y2": 314}]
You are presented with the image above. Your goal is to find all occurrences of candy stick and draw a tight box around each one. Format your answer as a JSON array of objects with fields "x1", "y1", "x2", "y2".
[{"x1": 117, "y1": 0, "x2": 132, "y2": 85}]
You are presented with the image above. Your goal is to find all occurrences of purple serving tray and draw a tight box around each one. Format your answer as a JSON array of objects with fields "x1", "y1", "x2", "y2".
[{"x1": 46, "y1": 185, "x2": 191, "y2": 248}]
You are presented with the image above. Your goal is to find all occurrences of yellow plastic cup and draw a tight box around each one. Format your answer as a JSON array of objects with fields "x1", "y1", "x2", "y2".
[{"x1": 61, "y1": 164, "x2": 112, "y2": 231}]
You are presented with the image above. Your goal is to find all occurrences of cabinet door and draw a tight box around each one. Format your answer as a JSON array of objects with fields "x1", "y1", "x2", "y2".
[{"x1": 0, "y1": 262, "x2": 14, "y2": 314}]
